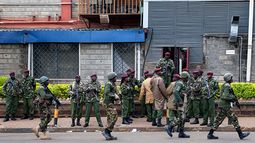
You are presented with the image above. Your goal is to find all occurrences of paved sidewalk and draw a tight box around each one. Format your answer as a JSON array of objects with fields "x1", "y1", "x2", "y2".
[{"x1": 0, "y1": 117, "x2": 254, "y2": 133}]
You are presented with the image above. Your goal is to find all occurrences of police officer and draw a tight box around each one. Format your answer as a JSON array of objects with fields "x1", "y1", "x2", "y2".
[
  {"x1": 200, "y1": 71, "x2": 219, "y2": 127},
  {"x1": 120, "y1": 73, "x2": 133, "y2": 124},
  {"x1": 34, "y1": 76, "x2": 57, "y2": 140},
  {"x1": 207, "y1": 73, "x2": 250, "y2": 140},
  {"x1": 84, "y1": 73, "x2": 103, "y2": 127},
  {"x1": 69, "y1": 75, "x2": 85, "y2": 127},
  {"x1": 3, "y1": 72, "x2": 21, "y2": 122},
  {"x1": 102, "y1": 72, "x2": 119, "y2": 140},
  {"x1": 165, "y1": 72, "x2": 190, "y2": 138},
  {"x1": 190, "y1": 71, "x2": 203, "y2": 124},
  {"x1": 156, "y1": 52, "x2": 175, "y2": 87},
  {"x1": 21, "y1": 70, "x2": 36, "y2": 120}
]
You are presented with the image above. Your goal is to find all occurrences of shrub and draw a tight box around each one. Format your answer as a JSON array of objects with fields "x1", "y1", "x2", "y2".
[{"x1": 0, "y1": 76, "x2": 8, "y2": 86}]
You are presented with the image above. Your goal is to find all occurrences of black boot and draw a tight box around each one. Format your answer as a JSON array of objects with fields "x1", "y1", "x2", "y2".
[
  {"x1": 109, "y1": 130, "x2": 117, "y2": 140},
  {"x1": 98, "y1": 122, "x2": 103, "y2": 127},
  {"x1": 122, "y1": 118, "x2": 130, "y2": 125},
  {"x1": 207, "y1": 129, "x2": 218, "y2": 139},
  {"x1": 29, "y1": 115, "x2": 34, "y2": 120},
  {"x1": 71, "y1": 119, "x2": 75, "y2": 127},
  {"x1": 127, "y1": 117, "x2": 133, "y2": 123},
  {"x1": 11, "y1": 114, "x2": 16, "y2": 121},
  {"x1": 190, "y1": 118, "x2": 199, "y2": 124},
  {"x1": 102, "y1": 129, "x2": 112, "y2": 140},
  {"x1": 83, "y1": 123, "x2": 89, "y2": 127},
  {"x1": 76, "y1": 119, "x2": 81, "y2": 126},
  {"x1": 152, "y1": 119, "x2": 157, "y2": 126},
  {"x1": 165, "y1": 125, "x2": 173, "y2": 137},
  {"x1": 178, "y1": 129, "x2": 190, "y2": 138},
  {"x1": 157, "y1": 118, "x2": 164, "y2": 127},
  {"x1": 3, "y1": 115, "x2": 9, "y2": 122},
  {"x1": 131, "y1": 112, "x2": 139, "y2": 118},
  {"x1": 236, "y1": 127, "x2": 250, "y2": 140},
  {"x1": 184, "y1": 117, "x2": 190, "y2": 122},
  {"x1": 21, "y1": 114, "x2": 28, "y2": 120}
]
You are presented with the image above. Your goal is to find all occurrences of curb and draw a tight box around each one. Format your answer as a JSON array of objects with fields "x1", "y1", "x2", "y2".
[{"x1": 1, "y1": 126, "x2": 254, "y2": 133}]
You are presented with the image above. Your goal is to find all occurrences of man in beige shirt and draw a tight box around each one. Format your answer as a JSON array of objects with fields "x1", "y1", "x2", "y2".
[{"x1": 139, "y1": 72, "x2": 154, "y2": 122}]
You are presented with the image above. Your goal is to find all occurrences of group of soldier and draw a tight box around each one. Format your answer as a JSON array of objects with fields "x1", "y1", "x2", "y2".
[{"x1": 1, "y1": 51, "x2": 250, "y2": 140}]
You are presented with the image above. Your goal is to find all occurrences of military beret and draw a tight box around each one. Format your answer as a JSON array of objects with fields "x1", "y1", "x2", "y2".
[
  {"x1": 121, "y1": 73, "x2": 129, "y2": 78},
  {"x1": 131, "y1": 69, "x2": 135, "y2": 74},
  {"x1": 9, "y1": 72, "x2": 15, "y2": 76},
  {"x1": 126, "y1": 69, "x2": 132, "y2": 73},
  {"x1": 165, "y1": 52, "x2": 171, "y2": 55},
  {"x1": 24, "y1": 69, "x2": 29, "y2": 73},
  {"x1": 90, "y1": 73, "x2": 97, "y2": 77},
  {"x1": 75, "y1": 75, "x2": 80, "y2": 79},
  {"x1": 207, "y1": 71, "x2": 213, "y2": 75},
  {"x1": 182, "y1": 68, "x2": 189, "y2": 72},
  {"x1": 192, "y1": 71, "x2": 199, "y2": 74},
  {"x1": 147, "y1": 72, "x2": 154, "y2": 77},
  {"x1": 173, "y1": 74, "x2": 180, "y2": 79},
  {"x1": 144, "y1": 70, "x2": 149, "y2": 75}
]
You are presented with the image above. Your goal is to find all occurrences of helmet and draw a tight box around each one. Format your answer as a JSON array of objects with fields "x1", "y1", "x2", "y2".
[
  {"x1": 223, "y1": 73, "x2": 233, "y2": 82},
  {"x1": 107, "y1": 72, "x2": 117, "y2": 80},
  {"x1": 40, "y1": 76, "x2": 49, "y2": 83},
  {"x1": 180, "y1": 71, "x2": 190, "y2": 79}
]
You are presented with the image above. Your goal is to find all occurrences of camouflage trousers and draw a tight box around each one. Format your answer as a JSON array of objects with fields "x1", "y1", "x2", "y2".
[
  {"x1": 212, "y1": 107, "x2": 240, "y2": 130},
  {"x1": 170, "y1": 109, "x2": 185, "y2": 130},
  {"x1": 39, "y1": 105, "x2": 52, "y2": 132},
  {"x1": 105, "y1": 104, "x2": 118, "y2": 131},
  {"x1": 201, "y1": 97, "x2": 215, "y2": 125},
  {"x1": 121, "y1": 99, "x2": 132, "y2": 118},
  {"x1": 5, "y1": 95, "x2": 19, "y2": 116},
  {"x1": 23, "y1": 97, "x2": 34, "y2": 116}
]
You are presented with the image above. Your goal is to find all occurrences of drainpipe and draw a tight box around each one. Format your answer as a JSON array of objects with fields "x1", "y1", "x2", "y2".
[
  {"x1": 246, "y1": 0, "x2": 254, "y2": 82},
  {"x1": 61, "y1": 0, "x2": 72, "y2": 21}
]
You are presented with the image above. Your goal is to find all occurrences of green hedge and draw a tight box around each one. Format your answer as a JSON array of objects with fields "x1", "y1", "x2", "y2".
[{"x1": 0, "y1": 75, "x2": 255, "y2": 100}]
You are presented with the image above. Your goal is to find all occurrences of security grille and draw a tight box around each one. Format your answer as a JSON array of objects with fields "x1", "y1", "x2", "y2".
[
  {"x1": 33, "y1": 43, "x2": 79, "y2": 79},
  {"x1": 113, "y1": 43, "x2": 135, "y2": 78}
]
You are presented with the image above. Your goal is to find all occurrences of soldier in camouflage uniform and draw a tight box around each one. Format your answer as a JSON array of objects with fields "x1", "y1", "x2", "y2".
[
  {"x1": 156, "y1": 52, "x2": 175, "y2": 87},
  {"x1": 69, "y1": 75, "x2": 85, "y2": 127},
  {"x1": 34, "y1": 76, "x2": 56, "y2": 140},
  {"x1": 120, "y1": 73, "x2": 133, "y2": 124},
  {"x1": 84, "y1": 73, "x2": 103, "y2": 127},
  {"x1": 3, "y1": 72, "x2": 21, "y2": 122},
  {"x1": 207, "y1": 73, "x2": 250, "y2": 140},
  {"x1": 184, "y1": 68, "x2": 195, "y2": 122},
  {"x1": 21, "y1": 70, "x2": 36, "y2": 120},
  {"x1": 165, "y1": 72, "x2": 190, "y2": 138},
  {"x1": 200, "y1": 71, "x2": 219, "y2": 127},
  {"x1": 190, "y1": 71, "x2": 203, "y2": 124},
  {"x1": 102, "y1": 72, "x2": 119, "y2": 140}
]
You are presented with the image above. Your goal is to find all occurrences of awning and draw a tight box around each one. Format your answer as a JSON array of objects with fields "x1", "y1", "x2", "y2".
[{"x1": 0, "y1": 29, "x2": 145, "y2": 43}]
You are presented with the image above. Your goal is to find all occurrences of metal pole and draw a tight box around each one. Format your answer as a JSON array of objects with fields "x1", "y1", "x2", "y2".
[
  {"x1": 137, "y1": 43, "x2": 141, "y2": 80},
  {"x1": 246, "y1": 0, "x2": 254, "y2": 82}
]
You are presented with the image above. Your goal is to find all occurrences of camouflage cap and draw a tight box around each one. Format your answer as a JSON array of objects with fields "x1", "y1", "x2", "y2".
[
  {"x1": 223, "y1": 73, "x2": 233, "y2": 82},
  {"x1": 107, "y1": 72, "x2": 117, "y2": 80},
  {"x1": 39, "y1": 76, "x2": 49, "y2": 83},
  {"x1": 180, "y1": 71, "x2": 190, "y2": 79}
]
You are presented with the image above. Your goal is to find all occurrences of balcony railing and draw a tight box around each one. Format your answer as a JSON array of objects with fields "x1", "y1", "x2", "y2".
[{"x1": 78, "y1": 0, "x2": 141, "y2": 15}]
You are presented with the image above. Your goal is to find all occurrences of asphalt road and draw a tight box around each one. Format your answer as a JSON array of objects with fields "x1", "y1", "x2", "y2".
[{"x1": 0, "y1": 132, "x2": 254, "y2": 143}]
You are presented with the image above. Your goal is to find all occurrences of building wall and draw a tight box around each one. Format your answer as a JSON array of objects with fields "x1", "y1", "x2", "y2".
[
  {"x1": 0, "y1": 44, "x2": 27, "y2": 78},
  {"x1": 80, "y1": 44, "x2": 112, "y2": 82},
  {"x1": 0, "y1": 0, "x2": 61, "y2": 18}
]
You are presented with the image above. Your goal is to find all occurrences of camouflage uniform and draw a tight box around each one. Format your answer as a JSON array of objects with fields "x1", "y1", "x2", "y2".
[
  {"x1": 156, "y1": 58, "x2": 175, "y2": 87},
  {"x1": 21, "y1": 75, "x2": 36, "y2": 118},
  {"x1": 185, "y1": 76, "x2": 194, "y2": 119},
  {"x1": 208, "y1": 73, "x2": 250, "y2": 140},
  {"x1": 3, "y1": 77, "x2": 21, "y2": 120},
  {"x1": 69, "y1": 81, "x2": 85, "y2": 122},
  {"x1": 120, "y1": 82, "x2": 132, "y2": 119},
  {"x1": 84, "y1": 80, "x2": 103, "y2": 126},
  {"x1": 128, "y1": 76, "x2": 140, "y2": 117},
  {"x1": 37, "y1": 84, "x2": 53, "y2": 132},
  {"x1": 201, "y1": 77, "x2": 219, "y2": 126}
]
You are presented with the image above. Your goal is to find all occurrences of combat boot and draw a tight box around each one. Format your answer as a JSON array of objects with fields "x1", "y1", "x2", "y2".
[
  {"x1": 76, "y1": 118, "x2": 81, "y2": 126},
  {"x1": 109, "y1": 130, "x2": 117, "y2": 140},
  {"x1": 102, "y1": 129, "x2": 112, "y2": 140},
  {"x1": 165, "y1": 125, "x2": 173, "y2": 137},
  {"x1": 178, "y1": 129, "x2": 190, "y2": 138},
  {"x1": 152, "y1": 119, "x2": 157, "y2": 126},
  {"x1": 21, "y1": 114, "x2": 28, "y2": 120},
  {"x1": 83, "y1": 123, "x2": 89, "y2": 127},
  {"x1": 3, "y1": 115, "x2": 9, "y2": 122},
  {"x1": 98, "y1": 123, "x2": 103, "y2": 127},
  {"x1": 39, "y1": 132, "x2": 51, "y2": 140},
  {"x1": 127, "y1": 117, "x2": 133, "y2": 123},
  {"x1": 184, "y1": 117, "x2": 190, "y2": 122},
  {"x1": 122, "y1": 118, "x2": 130, "y2": 125},
  {"x1": 236, "y1": 127, "x2": 250, "y2": 140},
  {"x1": 190, "y1": 118, "x2": 199, "y2": 124},
  {"x1": 207, "y1": 129, "x2": 218, "y2": 139},
  {"x1": 10, "y1": 114, "x2": 16, "y2": 121},
  {"x1": 71, "y1": 119, "x2": 75, "y2": 127},
  {"x1": 157, "y1": 118, "x2": 164, "y2": 127},
  {"x1": 29, "y1": 115, "x2": 34, "y2": 120}
]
